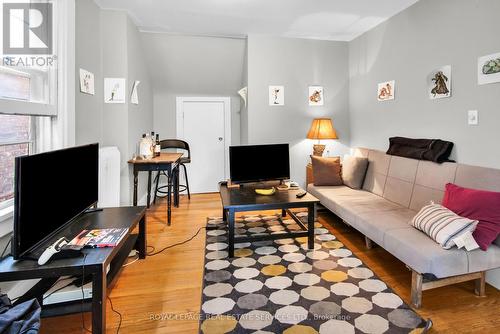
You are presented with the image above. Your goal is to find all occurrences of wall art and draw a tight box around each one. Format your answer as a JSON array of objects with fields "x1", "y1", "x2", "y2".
[
  {"x1": 478, "y1": 52, "x2": 500, "y2": 85},
  {"x1": 79, "y1": 68, "x2": 95, "y2": 95},
  {"x1": 104, "y1": 78, "x2": 126, "y2": 104},
  {"x1": 377, "y1": 80, "x2": 395, "y2": 101},
  {"x1": 428, "y1": 65, "x2": 451, "y2": 99},
  {"x1": 269, "y1": 85, "x2": 284, "y2": 106},
  {"x1": 131, "y1": 80, "x2": 140, "y2": 105},
  {"x1": 308, "y1": 86, "x2": 324, "y2": 106}
]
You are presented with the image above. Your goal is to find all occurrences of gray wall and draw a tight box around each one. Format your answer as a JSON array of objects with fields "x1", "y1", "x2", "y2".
[
  {"x1": 140, "y1": 33, "x2": 246, "y2": 144},
  {"x1": 349, "y1": 0, "x2": 500, "y2": 169},
  {"x1": 246, "y1": 35, "x2": 350, "y2": 187},
  {"x1": 75, "y1": 0, "x2": 154, "y2": 205},
  {"x1": 75, "y1": 0, "x2": 102, "y2": 145},
  {"x1": 126, "y1": 16, "x2": 155, "y2": 204}
]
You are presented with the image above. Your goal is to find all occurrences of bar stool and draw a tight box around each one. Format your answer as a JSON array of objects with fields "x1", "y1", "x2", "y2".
[{"x1": 153, "y1": 139, "x2": 191, "y2": 203}]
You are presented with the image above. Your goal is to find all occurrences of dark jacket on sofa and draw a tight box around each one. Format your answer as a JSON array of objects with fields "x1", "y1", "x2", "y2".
[{"x1": 387, "y1": 137, "x2": 454, "y2": 163}]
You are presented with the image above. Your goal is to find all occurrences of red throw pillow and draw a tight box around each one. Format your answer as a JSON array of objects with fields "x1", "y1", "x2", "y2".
[{"x1": 442, "y1": 183, "x2": 500, "y2": 251}]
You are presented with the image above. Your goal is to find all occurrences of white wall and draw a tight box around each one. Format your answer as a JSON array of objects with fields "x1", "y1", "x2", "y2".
[
  {"x1": 246, "y1": 35, "x2": 350, "y2": 187},
  {"x1": 140, "y1": 33, "x2": 246, "y2": 145},
  {"x1": 75, "y1": 0, "x2": 154, "y2": 205},
  {"x1": 349, "y1": 0, "x2": 500, "y2": 169}
]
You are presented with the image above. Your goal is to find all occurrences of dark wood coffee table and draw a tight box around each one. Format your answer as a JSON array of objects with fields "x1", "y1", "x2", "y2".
[{"x1": 219, "y1": 184, "x2": 320, "y2": 257}]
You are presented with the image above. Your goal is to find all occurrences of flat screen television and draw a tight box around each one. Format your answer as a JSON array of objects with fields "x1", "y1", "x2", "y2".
[
  {"x1": 229, "y1": 144, "x2": 290, "y2": 184},
  {"x1": 13, "y1": 143, "x2": 99, "y2": 260}
]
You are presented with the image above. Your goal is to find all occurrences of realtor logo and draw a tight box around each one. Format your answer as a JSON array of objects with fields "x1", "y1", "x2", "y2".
[{"x1": 3, "y1": 3, "x2": 53, "y2": 55}]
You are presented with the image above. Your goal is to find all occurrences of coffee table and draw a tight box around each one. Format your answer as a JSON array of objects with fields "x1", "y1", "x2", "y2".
[{"x1": 219, "y1": 184, "x2": 320, "y2": 257}]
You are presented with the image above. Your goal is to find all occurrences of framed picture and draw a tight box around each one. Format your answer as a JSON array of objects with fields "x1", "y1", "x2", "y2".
[
  {"x1": 478, "y1": 52, "x2": 500, "y2": 85},
  {"x1": 104, "y1": 78, "x2": 126, "y2": 104},
  {"x1": 308, "y1": 86, "x2": 324, "y2": 106},
  {"x1": 131, "y1": 80, "x2": 140, "y2": 105},
  {"x1": 377, "y1": 80, "x2": 395, "y2": 101},
  {"x1": 269, "y1": 85, "x2": 284, "y2": 106},
  {"x1": 428, "y1": 65, "x2": 451, "y2": 100},
  {"x1": 79, "y1": 68, "x2": 95, "y2": 95}
]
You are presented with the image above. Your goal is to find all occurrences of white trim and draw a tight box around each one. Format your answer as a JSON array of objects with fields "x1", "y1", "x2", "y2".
[
  {"x1": 176, "y1": 96, "x2": 232, "y2": 179},
  {"x1": 51, "y1": 0, "x2": 75, "y2": 149},
  {"x1": 0, "y1": 91, "x2": 57, "y2": 117},
  {"x1": 0, "y1": 199, "x2": 13, "y2": 238}
]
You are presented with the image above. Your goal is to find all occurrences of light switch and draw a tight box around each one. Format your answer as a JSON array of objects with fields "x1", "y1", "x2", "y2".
[{"x1": 468, "y1": 110, "x2": 478, "y2": 125}]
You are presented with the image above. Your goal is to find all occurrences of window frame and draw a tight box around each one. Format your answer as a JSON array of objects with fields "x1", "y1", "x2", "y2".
[{"x1": 0, "y1": 115, "x2": 34, "y2": 211}]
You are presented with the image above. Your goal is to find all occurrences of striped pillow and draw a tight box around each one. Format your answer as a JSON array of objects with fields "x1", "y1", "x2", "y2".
[{"x1": 411, "y1": 203, "x2": 478, "y2": 249}]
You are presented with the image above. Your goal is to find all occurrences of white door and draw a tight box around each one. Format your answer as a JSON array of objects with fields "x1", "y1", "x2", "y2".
[{"x1": 176, "y1": 97, "x2": 231, "y2": 193}]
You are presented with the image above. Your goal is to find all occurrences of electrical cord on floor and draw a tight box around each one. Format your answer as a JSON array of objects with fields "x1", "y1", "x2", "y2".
[
  {"x1": 107, "y1": 296, "x2": 122, "y2": 334},
  {"x1": 122, "y1": 256, "x2": 139, "y2": 267},
  {"x1": 146, "y1": 227, "x2": 206, "y2": 256}
]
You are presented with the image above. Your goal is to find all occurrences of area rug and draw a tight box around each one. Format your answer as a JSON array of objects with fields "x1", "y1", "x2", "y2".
[{"x1": 199, "y1": 212, "x2": 431, "y2": 334}]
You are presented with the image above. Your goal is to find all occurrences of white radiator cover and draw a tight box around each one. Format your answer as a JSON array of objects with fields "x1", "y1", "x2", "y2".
[{"x1": 98, "y1": 146, "x2": 120, "y2": 208}]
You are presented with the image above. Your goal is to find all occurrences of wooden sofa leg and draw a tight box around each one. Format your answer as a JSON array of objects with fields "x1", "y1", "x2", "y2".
[
  {"x1": 474, "y1": 271, "x2": 486, "y2": 297},
  {"x1": 411, "y1": 271, "x2": 423, "y2": 309},
  {"x1": 364, "y1": 236, "x2": 373, "y2": 249}
]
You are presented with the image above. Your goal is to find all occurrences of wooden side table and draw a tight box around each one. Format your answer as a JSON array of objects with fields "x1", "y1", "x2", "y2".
[{"x1": 306, "y1": 163, "x2": 314, "y2": 185}]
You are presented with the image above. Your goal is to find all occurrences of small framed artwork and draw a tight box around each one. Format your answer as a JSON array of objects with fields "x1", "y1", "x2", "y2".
[
  {"x1": 478, "y1": 52, "x2": 500, "y2": 85},
  {"x1": 79, "y1": 68, "x2": 95, "y2": 95},
  {"x1": 377, "y1": 80, "x2": 395, "y2": 101},
  {"x1": 428, "y1": 65, "x2": 451, "y2": 99},
  {"x1": 131, "y1": 80, "x2": 140, "y2": 105},
  {"x1": 269, "y1": 85, "x2": 284, "y2": 106},
  {"x1": 308, "y1": 86, "x2": 324, "y2": 106},
  {"x1": 104, "y1": 78, "x2": 126, "y2": 104}
]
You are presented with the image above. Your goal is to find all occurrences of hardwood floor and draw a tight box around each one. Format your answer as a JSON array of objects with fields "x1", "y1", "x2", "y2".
[{"x1": 41, "y1": 194, "x2": 500, "y2": 333}]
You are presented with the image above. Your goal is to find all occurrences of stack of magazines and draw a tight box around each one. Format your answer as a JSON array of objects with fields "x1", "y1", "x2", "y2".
[{"x1": 68, "y1": 228, "x2": 128, "y2": 248}]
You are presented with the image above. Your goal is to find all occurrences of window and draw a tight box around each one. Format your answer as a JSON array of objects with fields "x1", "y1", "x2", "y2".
[
  {"x1": 0, "y1": 67, "x2": 34, "y2": 206},
  {"x1": 0, "y1": 114, "x2": 32, "y2": 205},
  {"x1": 0, "y1": 0, "x2": 68, "y2": 213}
]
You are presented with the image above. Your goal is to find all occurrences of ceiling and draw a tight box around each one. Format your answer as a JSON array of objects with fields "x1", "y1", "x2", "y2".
[{"x1": 94, "y1": 0, "x2": 419, "y2": 41}]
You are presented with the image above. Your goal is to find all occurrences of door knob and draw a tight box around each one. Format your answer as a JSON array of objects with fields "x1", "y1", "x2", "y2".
[{"x1": 218, "y1": 137, "x2": 223, "y2": 141}]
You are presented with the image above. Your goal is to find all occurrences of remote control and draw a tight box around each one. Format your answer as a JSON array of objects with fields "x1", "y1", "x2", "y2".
[
  {"x1": 296, "y1": 191, "x2": 307, "y2": 198},
  {"x1": 38, "y1": 237, "x2": 69, "y2": 265}
]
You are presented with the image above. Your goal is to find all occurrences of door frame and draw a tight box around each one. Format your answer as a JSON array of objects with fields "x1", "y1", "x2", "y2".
[{"x1": 176, "y1": 96, "x2": 232, "y2": 180}]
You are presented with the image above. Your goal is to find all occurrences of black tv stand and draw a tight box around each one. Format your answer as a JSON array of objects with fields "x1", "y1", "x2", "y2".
[{"x1": 0, "y1": 206, "x2": 147, "y2": 334}]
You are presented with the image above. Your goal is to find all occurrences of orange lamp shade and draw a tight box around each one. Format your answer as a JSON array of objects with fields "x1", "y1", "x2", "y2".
[{"x1": 306, "y1": 118, "x2": 338, "y2": 140}]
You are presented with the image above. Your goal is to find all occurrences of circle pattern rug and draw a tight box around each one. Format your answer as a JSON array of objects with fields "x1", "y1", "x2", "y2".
[{"x1": 200, "y1": 213, "x2": 431, "y2": 334}]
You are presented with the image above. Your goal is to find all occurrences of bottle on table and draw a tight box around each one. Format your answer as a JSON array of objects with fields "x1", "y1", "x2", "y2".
[{"x1": 155, "y1": 134, "x2": 161, "y2": 157}]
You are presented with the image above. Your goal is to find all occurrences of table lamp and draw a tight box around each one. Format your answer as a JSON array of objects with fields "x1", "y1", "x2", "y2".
[{"x1": 306, "y1": 118, "x2": 338, "y2": 156}]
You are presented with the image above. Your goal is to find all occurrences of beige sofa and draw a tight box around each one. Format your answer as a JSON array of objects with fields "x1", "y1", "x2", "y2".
[{"x1": 307, "y1": 148, "x2": 500, "y2": 308}]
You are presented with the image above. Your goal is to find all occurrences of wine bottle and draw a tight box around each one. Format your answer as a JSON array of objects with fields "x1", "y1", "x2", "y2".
[{"x1": 155, "y1": 134, "x2": 161, "y2": 157}]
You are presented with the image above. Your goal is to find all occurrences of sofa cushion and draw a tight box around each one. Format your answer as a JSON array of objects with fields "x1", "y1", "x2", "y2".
[
  {"x1": 311, "y1": 156, "x2": 342, "y2": 186},
  {"x1": 383, "y1": 177, "x2": 414, "y2": 207},
  {"x1": 387, "y1": 155, "x2": 419, "y2": 183},
  {"x1": 342, "y1": 156, "x2": 368, "y2": 189},
  {"x1": 355, "y1": 209, "x2": 416, "y2": 247},
  {"x1": 467, "y1": 244, "x2": 500, "y2": 273},
  {"x1": 383, "y1": 228, "x2": 469, "y2": 278},
  {"x1": 362, "y1": 150, "x2": 390, "y2": 196},
  {"x1": 409, "y1": 185, "x2": 444, "y2": 212},
  {"x1": 307, "y1": 185, "x2": 376, "y2": 223},
  {"x1": 414, "y1": 160, "x2": 457, "y2": 190},
  {"x1": 443, "y1": 183, "x2": 500, "y2": 251}
]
